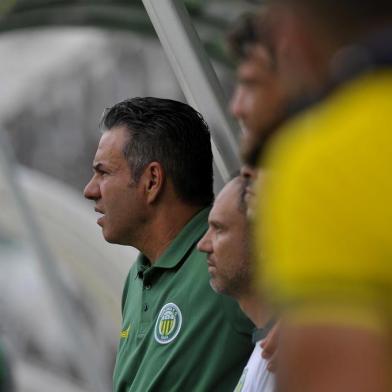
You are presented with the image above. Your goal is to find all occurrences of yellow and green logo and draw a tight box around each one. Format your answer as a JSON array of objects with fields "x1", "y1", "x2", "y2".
[
  {"x1": 154, "y1": 303, "x2": 182, "y2": 344},
  {"x1": 120, "y1": 325, "x2": 130, "y2": 339}
]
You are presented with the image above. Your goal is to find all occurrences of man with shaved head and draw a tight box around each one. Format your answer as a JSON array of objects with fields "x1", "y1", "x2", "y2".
[{"x1": 198, "y1": 176, "x2": 274, "y2": 392}]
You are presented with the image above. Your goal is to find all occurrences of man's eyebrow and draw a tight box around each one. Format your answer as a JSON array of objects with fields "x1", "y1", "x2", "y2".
[{"x1": 208, "y1": 219, "x2": 224, "y2": 229}]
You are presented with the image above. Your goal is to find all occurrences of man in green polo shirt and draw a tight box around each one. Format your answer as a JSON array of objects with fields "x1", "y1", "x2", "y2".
[{"x1": 84, "y1": 97, "x2": 254, "y2": 391}]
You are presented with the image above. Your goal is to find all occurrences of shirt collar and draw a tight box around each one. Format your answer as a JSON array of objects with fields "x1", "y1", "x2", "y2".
[
  {"x1": 251, "y1": 318, "x2": 277, "y2": 344},
  {"x1": 136, "y1": 207, "x2": 210, "y2": 273}
]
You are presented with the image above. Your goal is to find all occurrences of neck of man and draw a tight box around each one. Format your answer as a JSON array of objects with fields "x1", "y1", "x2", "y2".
[
  {"x1": 138, "y1": 202, "x2": 204, "y2": 264},
  {"x1": 236, "y1": 290, "x2": 271, "y2": 329}
]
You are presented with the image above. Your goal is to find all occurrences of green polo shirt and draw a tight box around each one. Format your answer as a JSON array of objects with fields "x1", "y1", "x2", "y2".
[{"x1": 113, "y1": 207, "x2": 254, "y2": 392}]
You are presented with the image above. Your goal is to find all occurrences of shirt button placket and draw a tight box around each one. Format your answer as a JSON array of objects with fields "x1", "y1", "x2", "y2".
[{"x1": 142, "y1": 280, "x2": 151, "y2": 316}]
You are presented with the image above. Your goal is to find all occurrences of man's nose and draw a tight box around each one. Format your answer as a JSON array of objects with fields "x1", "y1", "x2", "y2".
[
  {"x1": 83, "y1": 177, "x2": 100, "y2": 201},
  {"x1": 229, "y1": 88, "x2": 245, "y2": 120},
  {"x1": 197, "y1": 232, "x2": 212, "y2": 254}
]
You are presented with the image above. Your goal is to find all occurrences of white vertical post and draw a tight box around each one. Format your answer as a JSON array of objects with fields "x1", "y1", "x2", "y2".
[{"x1": 142, "y1": 0, "x2": 241, "y2": 184}]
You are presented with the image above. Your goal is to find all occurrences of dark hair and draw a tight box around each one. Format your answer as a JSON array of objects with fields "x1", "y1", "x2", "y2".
[
  {"x1": 283, "y1": 0, "x2": 392, "y2": 19},
  {"x1": 226, "y1": 9, "x2": 276, "y2": 66},
  {"x1": 274, "y1": 0, "x2": 392, "y2": 38},
  {"x1": 101, "y1": 97, "x2": 214, "y2": 207}
]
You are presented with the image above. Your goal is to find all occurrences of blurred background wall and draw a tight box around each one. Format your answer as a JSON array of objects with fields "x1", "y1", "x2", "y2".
[
  {"x1": 0, "y1": 1, "x2": 257, "y2": 390},
  {"x1": 1, "y1": 28, "x2": 184, "y2": 192}
]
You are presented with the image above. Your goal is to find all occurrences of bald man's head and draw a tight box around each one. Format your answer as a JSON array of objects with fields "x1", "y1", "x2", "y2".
[{"x1": 197, "y1": 178, "x2": 251, "y2": 297}]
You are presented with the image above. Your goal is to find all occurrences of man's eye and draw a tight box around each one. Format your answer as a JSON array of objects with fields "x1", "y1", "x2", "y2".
[
  {"x1": 94, "y1": 170, "x2": 107, "y2": 178},
  {"x1": 213, "y1": 225, "x2": 223, "y2": 234}
]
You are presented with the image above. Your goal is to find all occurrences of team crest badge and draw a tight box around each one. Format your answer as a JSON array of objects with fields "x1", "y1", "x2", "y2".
[{"x1": 154, "y1": 303, "x2": 182, "y2": 344}]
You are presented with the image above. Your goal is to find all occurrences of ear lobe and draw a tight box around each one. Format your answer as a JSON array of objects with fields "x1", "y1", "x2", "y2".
[{"x1": 144, "y1": 162, "x2": 164, "y2": 204}]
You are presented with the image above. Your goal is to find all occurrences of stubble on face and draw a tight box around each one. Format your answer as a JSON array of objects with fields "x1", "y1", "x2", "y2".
[
  {"x1": 205, "y1": 179, "x2": 252, "y2": 298},
  {"x1": 234, "y1": 47, "x2": 285, "y2": 165},
  {"x1": 91, "y1": 127, "x2": 146, "y2": 246}
]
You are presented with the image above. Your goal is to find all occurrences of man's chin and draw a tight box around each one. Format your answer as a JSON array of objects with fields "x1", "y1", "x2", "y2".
[
  {"x1": 103, "y1": 234, "x2": 115, "y2": 244},
  {"x1": 241, "y1": 136, "x2": 266, "y2": 167},
  {"x1": 209, "y1": 279, "x2": 218, "y2": 292},
  {"x1": 103, "y1": 232, "x2": 132, "y2": 246},
  {"x1": 102, "y1": 230, "x2": 118, "y2": 244},
  {"x1": 209, "y1": 279, "x2": 228, "y2": 296}
]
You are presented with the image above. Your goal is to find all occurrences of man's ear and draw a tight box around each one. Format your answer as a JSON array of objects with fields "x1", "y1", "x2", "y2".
[{"x1": 141, "y1": 161, "x2": 165, "y2": 204}]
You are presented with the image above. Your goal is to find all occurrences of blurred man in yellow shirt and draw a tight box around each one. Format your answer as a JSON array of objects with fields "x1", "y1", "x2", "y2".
[
  {"x1": 254, "y1": 1, "x2": 392, "y2": 391},
  {"x1": 226, "y1": 9, "x2": 290, "y2": 370}
]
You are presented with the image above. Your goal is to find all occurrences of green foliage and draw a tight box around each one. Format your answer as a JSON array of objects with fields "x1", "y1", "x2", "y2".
[
  {"x1": 0, "y1": 0, "x2": 17, "y2": 16},
  {"x1": 0, "y1": 0, "x2": 240, "y2": 66}
]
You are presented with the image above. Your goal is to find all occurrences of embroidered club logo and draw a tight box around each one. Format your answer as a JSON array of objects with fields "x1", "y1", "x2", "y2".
[
  {"x1": 120, "y1": 325, "x2": 130, "y2": 339},
  {"x1": 154, "y1": 303, "x2": 182, "y2": 344}
]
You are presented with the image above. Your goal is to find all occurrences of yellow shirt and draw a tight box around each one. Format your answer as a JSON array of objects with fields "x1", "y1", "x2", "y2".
[{"x1": 255, "y1": 70, "x2": 392, "y2": 333}]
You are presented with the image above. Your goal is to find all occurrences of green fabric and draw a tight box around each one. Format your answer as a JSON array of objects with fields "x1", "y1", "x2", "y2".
[
  {"x1": 113, "y1": 207, "x2": 254, "y2": 391},
  {"x1": 0, "y1": 342, "x2": 13, "y2": 391},
  {"x1": 0, "y1": 345, "x2": 4, "y2": 385}
]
